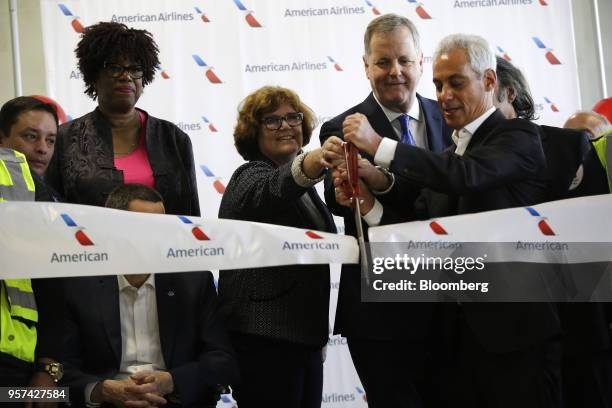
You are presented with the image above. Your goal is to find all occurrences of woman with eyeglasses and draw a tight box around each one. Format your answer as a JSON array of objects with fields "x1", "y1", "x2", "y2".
[
  {"x1": 46, "y1": 22, "x2": 199, "y2": 216},
  {"x1": 218, "y1": 86, "x2": 342, "y2": 408}
]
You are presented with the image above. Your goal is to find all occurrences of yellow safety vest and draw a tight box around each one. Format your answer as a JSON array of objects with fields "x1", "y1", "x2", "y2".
[
  {"x1": 592, "y1": 131, "x2": 612, "y2": 192},
  {"x1": 0, "y1": 148, "x2": 38, "y2": 362},
  {"x1": 0, "y1": 281, "x2": 37, "y2": 362}
]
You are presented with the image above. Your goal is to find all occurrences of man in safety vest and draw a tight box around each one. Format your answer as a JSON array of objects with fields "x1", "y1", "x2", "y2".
[
  {"x1": 592, "y1": 130, "x2": 612, "y2": 192},
  {"x1": 0, "y1": 96, "x2": 61, "y2": 202},
  {"x1": 562, "y1": 110, "x2": 612, "y2": 196},
  {"x1": 0, "y1": 147, "x2": 63, "y2": 403}
]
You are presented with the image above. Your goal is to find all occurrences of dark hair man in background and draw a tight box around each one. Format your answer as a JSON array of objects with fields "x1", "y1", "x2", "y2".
[
  {"x1": 61, "y1": 184, "x2": 238, "y2": 407},
  {"x1": 0, "y1": 96, "x2": 62, "y2": 202},
  {"x1": 495, "y1": 56, "x2": 612, "y2": 408}
]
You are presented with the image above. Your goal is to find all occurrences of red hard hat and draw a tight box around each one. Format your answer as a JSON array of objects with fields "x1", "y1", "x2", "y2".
[
  {"x1": 592, "y1": 97, "x2": 612, "y2": 122},
  {"x1": 30, "y1": 95, "x2": 68, "y2": 124}
]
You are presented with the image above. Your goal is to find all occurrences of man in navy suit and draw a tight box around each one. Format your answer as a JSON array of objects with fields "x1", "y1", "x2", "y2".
[
  {"x1": 319, "y1": 13, "x2": 452, "y2": 408},
  {"x1": 343, "y1": 33, "x2": 562, "y2": 408},
  {"x1": 61, "y1": 184, "x2": 238, "y2": 407}
]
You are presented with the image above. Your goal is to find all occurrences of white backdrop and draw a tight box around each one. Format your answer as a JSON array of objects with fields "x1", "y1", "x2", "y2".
[{"x1": 39, "y1": 1, "x2": 580, "y2": 406}]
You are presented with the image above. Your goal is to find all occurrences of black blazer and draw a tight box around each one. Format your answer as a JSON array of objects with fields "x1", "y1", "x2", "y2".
[
  {"x1": 391, "y1": 109, "x2": 548, "y2": 212},
  {"x1": 557, "y1": 127, "x2": 610, "y2": 199},
  {"x1": 389, "y1": 109, "x2": 561, "y2": 352},
  {"x1": 33, "y1": 173, "x2": 63, "y2": 202},
  {"x1": 537, "y1": 126, "x2": 611, "y2": 355},
  {"x1": 537, "y1": 125, "x2": 594, "y2": 201},
  {"x1": 46, "y1": 108, "x2": 200, "y2": 216},
  {"x1": 62, "y1": 272, "x2": 238, "y2": 407},
  {"x1": 218, "y1": 157, "x2": 336, "y2": 347},
  {"x1": 319, "y1": 93, "x2": 453, "y2": 340},
  {"x1": 32, "y1": 175, "x2": 65, "y2": 362}
]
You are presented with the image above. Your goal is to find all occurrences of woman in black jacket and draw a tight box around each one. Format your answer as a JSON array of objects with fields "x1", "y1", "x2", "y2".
[
  {"x1": 218, "y1": 86, "x2": 341, "y2": 408},
  {"x1": 46, "y1": 22, "x2": 199, "y2": 216}
]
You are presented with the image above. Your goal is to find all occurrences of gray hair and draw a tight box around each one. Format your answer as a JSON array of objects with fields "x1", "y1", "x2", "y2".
[
  {"x1": 364, "y1": 13, "x2": 421, "y2": 57},
  {"x1": 433, "y1": 33, "x2": 496, "y2": 77}
]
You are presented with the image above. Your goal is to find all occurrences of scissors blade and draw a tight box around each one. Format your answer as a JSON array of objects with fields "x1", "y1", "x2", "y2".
[{"x1": 353, "y1": 197, "x2": 371, "y2": 286}]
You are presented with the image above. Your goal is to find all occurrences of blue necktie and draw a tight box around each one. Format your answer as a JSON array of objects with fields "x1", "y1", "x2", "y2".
[{"x1": 398, "y1": 114, "x2": 416, "y2": 145}]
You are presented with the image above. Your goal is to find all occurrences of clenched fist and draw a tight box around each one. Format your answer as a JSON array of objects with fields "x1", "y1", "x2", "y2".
[{"x1": 342, "y1": 113, "x2": 383, "y2": 156}]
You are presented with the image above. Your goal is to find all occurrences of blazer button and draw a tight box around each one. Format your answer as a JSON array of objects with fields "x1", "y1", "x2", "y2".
[{"x1": 168, "y1": 291, "x2": 175, "y2": 297}]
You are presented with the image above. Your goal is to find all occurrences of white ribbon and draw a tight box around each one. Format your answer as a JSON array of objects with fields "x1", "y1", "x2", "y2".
[
  {"x1": 2, "y1": 195, "x2": 611, "y2": 279},
  {"x1": 368, "y1": 194, "x2": 612, "y2": 264},
  {"x1": 0, "y1": 202, "x2": 358, "y2": 279}
]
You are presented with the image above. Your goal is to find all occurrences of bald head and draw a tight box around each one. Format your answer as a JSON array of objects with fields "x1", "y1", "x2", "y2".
[{"x1": 563, "y1": 111, "x2": 612, "y2": 139}]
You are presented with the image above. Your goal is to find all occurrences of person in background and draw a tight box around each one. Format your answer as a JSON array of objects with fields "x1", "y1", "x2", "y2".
[
  {"x1": 564, "y1": 110, "x2": 612, "y2": 139},
  {"x1": 61, "y1": 184, "x2": 238, "y2": 408},
  {"x1": 218, "y1": 86, "x2": 339, "y2": 408},
  {"x1": 0, "y1": 147, "x2": 63, "y2": 408},
  {"x1": 564, "y1": 110, "x2": 612, "y2": 192},
  {"x1": 0, "y1": 96, "x2": 62, "y2": 201},
  {"x1": 46, "y1": 22, "x2": 199, "y2": 216},
  {"x1": 590, "y1": 130, "x2": 612, "y2": 191},
  {"x1": 494, "y1": 56, "x2": 606, "y2": 200},
  {"x1": 495, "y1": 55, "x2": 612, "y2": 408}
]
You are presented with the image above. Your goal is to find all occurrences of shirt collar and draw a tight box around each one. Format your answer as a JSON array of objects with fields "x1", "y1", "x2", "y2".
[
  {"x1": 118, "y1": 274, "x2": 155, "y2": 291},
  {"x1": 372, "y1": 92, "x2": 422, "y2": 123},
  {"x1": 463, "y1": 106, "x2": 496, "y2": 136},
  {"x1": 452, "y1": 106, "x2": 496, "y2": 147}
]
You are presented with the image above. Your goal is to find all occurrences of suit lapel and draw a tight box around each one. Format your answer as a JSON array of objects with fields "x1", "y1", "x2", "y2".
[
  {"x1": 418, "y1": 94, "x2": 446, "y2": 152},
  {"x1": 466, "y1": 109, "x2": 505, "y2": 152},
  {"x1": 155, "y1": 274, "x2": 177, "y2": 368},
  {"x1": 97, "y1": 276, "x2": 122, "y2": 367},
  {"x1": 307, "y1": 188, "x2": 336, "y2": 233}
]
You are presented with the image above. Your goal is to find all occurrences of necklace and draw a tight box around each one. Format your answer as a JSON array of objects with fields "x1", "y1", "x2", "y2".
[
  {"x1": 113, "y1": 140, "x2": 139, "y2": 157},
  {"x1": 113, "y1": 112, "x2": 141, "y2": 156}
]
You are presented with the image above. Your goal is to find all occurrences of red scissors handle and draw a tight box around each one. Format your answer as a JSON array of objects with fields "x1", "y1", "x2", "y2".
[{"x1": 342, "y1": 142, "x2": 360, "y2": 208}]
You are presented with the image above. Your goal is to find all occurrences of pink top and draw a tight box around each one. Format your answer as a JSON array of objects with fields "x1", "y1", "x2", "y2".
[{"x1": 114, "y1": 110, "x2": 155, "y2": 188}]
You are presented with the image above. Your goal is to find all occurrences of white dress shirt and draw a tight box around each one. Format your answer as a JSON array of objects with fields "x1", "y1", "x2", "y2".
[
  {"x1": 373, "y1": 93, "x2": 429, "y2": 149},
  {"x1": 117, "y1": 274, "x2": 166, "y2": 376},
  {"x1": 85, "y1": 274, "x2": 166, "y2": 406},
  {"x1": 451, "y1": 107, "x2": 496, "y2": 156}
]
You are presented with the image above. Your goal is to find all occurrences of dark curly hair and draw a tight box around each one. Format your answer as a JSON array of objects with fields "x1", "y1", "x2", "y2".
[
  {"x1": 75, "y1": 22, "x2": 160, "y2": 99},
  {"x1": 234, "y1": 86, "x2": 315, "y2": 161}
]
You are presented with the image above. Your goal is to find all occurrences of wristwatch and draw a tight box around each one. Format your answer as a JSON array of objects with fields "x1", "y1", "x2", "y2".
[
  {"x1": 371, "y1": 166, "x2": 395, "y2": 195},
  {"x1": 35, "y1": 361, "x2": 64, "y2": 383}
]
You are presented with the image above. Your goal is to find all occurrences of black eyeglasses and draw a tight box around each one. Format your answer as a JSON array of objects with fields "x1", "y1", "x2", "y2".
[
  {"x1": 261, "y1": 112, "x2": 304, "y2": 130},
  {"x1": 103, "y1": 62, "x2": 144, "y2": 79}
]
